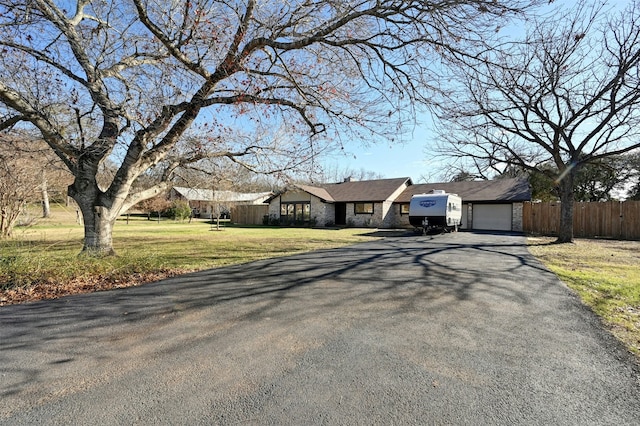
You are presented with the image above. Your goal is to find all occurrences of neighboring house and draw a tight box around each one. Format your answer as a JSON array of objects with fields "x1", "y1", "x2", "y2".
[
  {"x1": 267, "y1": 177, "x2": 531, "y2": 231},
  {"x1": 170, "y1": 187, "x2": 272, "y2": 219},
  {"x1": 393, "y1": 178, "x2": 531, "y2": 231},
  {"x1": 267, "y1": 177, "x2": 412, "y2": 227}
]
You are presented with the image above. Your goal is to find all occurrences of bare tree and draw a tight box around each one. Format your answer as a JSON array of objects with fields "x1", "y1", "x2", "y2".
[
  {"x1": 307, "y1": 164, "x2": 384, "y2": 184},
  {"x1": 41, "y1": 172, "x2": 50, "y2": 218},
  {"x1": 0, "y1": 132, "x2": 72, "y2": 236},
  {"x1": 0, "y1": 0, "x2": 540, "y2": 255},
  {"x1": 0, "y1": 137, "x2": 42, "y2": 236},
  {"x1": 137, "y1": 195, "x2": 171, "y2": 222},
  {"x1": 435, "y1": 1, "x2": 640, "y2": 242},
  {"x1": 0, "y1": 155, "x2": 35, "y2": 237}
]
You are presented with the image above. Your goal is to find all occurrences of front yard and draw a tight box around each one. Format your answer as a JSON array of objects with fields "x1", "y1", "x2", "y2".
[
  {"x1": 0, "y1": 207, "x2": 380, "y2": 305},
  {"x1": 528, "y1": 237, "x2": 640, "y2": 358},
  {"x1": 2, "y1": 206, "x2": 638, "y2": 361}
]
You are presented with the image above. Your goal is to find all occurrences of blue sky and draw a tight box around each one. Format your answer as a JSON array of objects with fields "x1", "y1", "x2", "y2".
[
  {"x1": 321, "y1": 0, "x2": 598, "y2": 184},
  {"x1": 323, "y1": 119, "x2": 441, "y2": 183}
]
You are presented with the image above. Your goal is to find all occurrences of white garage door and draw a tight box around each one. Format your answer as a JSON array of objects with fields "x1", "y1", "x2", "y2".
[{"x1": 473, "y1": 204, "x2": 512, "y2": 231}]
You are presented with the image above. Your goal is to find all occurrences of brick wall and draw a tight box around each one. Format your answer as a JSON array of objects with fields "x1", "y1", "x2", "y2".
[{"x1": 512, "y1": 203, "x2": 524, "y2": 232}]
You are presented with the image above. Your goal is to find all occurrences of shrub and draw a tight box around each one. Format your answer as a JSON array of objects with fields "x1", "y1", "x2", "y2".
[
  {"x1": 263, "y1": 214, "x2": 280, "y2": 226},
  {"x1": 166, "y1": 201, "x2": 192, "y2": 221}
]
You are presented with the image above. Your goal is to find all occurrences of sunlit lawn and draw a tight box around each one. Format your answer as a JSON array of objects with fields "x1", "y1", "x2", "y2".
[
  {"x1": 528, "y1": 237, "x2": 640, "y2": 357},
  {"x1": 0, "y1": 206, "x2": 381, "y2": 301},
  {"x1": 3, "y1": 206, "x2": 639, "y2": 361}
]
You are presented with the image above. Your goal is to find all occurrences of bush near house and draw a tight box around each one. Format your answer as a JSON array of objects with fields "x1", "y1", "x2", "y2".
[{"x1": 167, "y1": 201, "x2": 192, "y2": 221}]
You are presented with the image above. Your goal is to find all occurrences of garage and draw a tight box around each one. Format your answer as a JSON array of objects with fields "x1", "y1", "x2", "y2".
[
  {"x1": 473, "y1": 204, "x2": 512, "y2": 231},
  {"x1": 395, "y1": 178, "x2": 530, "y2": 232}
]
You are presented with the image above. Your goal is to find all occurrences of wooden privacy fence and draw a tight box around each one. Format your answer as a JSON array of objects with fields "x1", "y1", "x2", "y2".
[
  {"x1": 230, "y1": 204, "x2": 269, "y2": 225},
  {"x1": 523, "y1": 200, "x2": 640, "y2": 240}
]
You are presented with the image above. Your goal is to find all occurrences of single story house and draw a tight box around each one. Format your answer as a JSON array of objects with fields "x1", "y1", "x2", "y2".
[
  {"x1": 170, "y1": 187, "x2": 272, "y2": 219},
  {"x1": 267, "y1": 177, "x2": 531, "y2": 231},
  {"x1": 267, "y1": 177, "x2": 412, "y2": 227}
]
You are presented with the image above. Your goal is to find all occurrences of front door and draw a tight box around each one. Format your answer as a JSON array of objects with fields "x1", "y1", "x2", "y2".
[{"x1": 335, "y1": 203, "x2": 346, "y2": 226}]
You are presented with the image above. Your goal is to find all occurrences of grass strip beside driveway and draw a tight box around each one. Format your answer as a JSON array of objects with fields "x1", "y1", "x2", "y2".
[
  {"x1": 528, "y1": 237, "x2": 640, "y2": 358},
  {"x1": 1, "y1": 216, "x2": 380, "y2": 305}
]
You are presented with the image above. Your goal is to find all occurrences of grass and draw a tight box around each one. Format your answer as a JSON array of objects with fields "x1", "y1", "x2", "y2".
[
  {"x1": 0, "y1": 205, "x2": 380, "y2": 305},
  {"x1": 3, "y1": 206, "x2": 639, "y2": 360},
  {"x1": 528, "y1": 237, "x2": 640, "y2": 357}
]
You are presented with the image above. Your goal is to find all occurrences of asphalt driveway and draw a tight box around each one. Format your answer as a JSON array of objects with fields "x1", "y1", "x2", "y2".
[{"x1": 1, "y1": 231, "x2": 639, "y2": 424}]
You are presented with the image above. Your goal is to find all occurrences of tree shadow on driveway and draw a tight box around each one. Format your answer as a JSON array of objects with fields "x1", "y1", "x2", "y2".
[
  {"x1": 1, "y1": 232, "x2": 551, "y2": 338},
  {"x1": 2, "y1": 231, "x2": 638, "y2": 423}
]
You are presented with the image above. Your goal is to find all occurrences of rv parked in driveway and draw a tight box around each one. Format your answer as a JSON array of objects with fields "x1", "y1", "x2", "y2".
[{"x1": 409, "y1": 190, "x2": 462, "y2": 233}]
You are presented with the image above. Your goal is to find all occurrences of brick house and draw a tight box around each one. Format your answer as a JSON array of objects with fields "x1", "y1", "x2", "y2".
[
  {"x1": 267, "y1": 177, "x2": 411, "y2": 227},
  {"x1": 267, "y1": 177, "x2": 531, "y2": 231}
]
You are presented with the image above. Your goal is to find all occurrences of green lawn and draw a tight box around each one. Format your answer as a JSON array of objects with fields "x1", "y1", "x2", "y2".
[
  {"x1": 3, "y1": 207, "x2": 639, "y2": 360},
  {"x1": 528, "y1": 237, "x2": 640, "y2": 357},
  {"x1": 1, "y1": 206, "x2": 380, "y2": 304}
]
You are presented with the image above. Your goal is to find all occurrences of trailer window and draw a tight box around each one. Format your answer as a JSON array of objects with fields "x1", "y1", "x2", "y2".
[{"x1": 354, "y1": 203, "x2": 374, "y2": 214}]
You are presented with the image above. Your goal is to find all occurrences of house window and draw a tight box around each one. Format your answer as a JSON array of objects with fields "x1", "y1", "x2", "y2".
[
  {"x1": 280, "y1": 202, "x2": 310, "y2": 223},
  {"x1": 400, "y1": 203, "x2": 410, "y2": 215},
  {"x1": 354, "y1": 202, "x2": 374, "y2": 214}
]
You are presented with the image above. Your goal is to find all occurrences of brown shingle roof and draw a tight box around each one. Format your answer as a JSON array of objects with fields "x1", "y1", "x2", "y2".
[
  {"x1": 268, "y1": 177, "x2": 412, "y2": 203},
  {"x1": 320, "y1": 177, "x2": 412, "y2": 202},
  {"x1": 271, "y1": 177, "x2": 528, "y2": 205},
  {"x1": 296, "y1": 184, "x2": 335, "y2": 202},
  {"x1": 395, "y1": 178, "x2": 531, "y2": 203}
]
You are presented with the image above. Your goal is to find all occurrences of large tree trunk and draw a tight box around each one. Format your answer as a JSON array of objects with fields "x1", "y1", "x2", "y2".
[
  {"x1": 79, "y1": 204, "x2": 118, "y2": 255},
  {"x1": 556, "y1": 168, "x2": 575, "y2": 243},
  {"x1": 69, "y1": 173, "x2": 121, "y2": 256},
  {"x1": 73, "y1": 197, "x2": 119, "y2": 255}
]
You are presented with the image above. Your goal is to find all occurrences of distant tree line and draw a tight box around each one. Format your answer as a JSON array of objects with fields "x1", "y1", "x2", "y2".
[{"x1": 450, "y1": 152, "x2": 640, "y2": 202}]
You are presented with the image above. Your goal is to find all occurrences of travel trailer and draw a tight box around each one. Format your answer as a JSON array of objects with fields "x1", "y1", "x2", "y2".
[{"x1": 409, "y1": 190, "x2": 462, "y2": 233}]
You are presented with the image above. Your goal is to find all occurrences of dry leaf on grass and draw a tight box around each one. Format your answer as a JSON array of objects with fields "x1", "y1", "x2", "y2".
[{"x1": 0, "y1": 271, "x2": 183, "y2": 306}]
